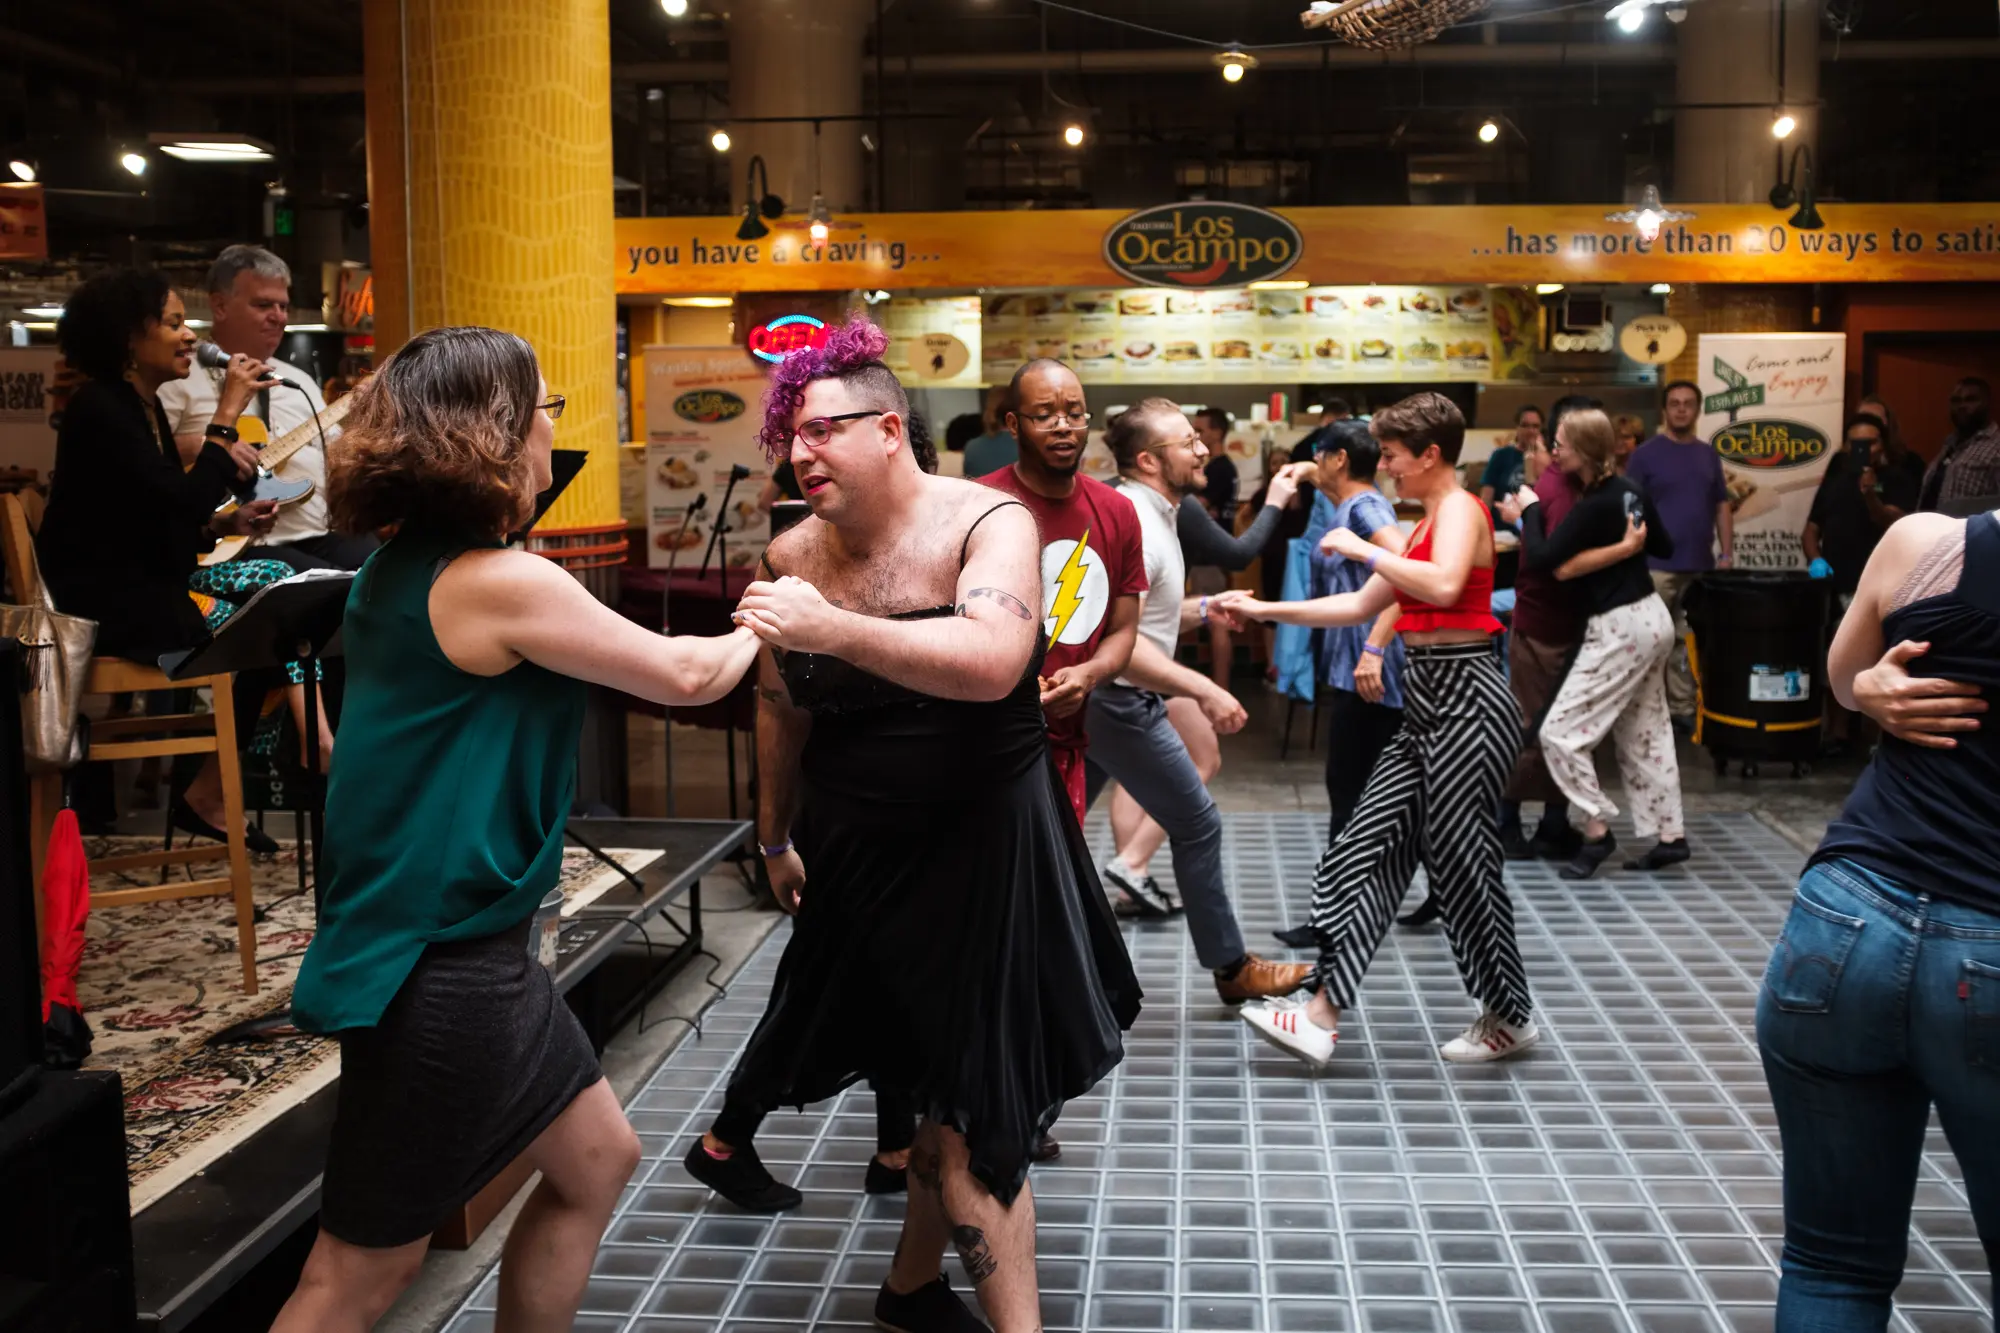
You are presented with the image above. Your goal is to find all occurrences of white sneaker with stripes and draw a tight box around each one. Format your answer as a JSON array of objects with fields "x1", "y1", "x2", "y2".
[
  {"x1": 1439, "y1": 1011, "x2": 1539, "y2": 1063},
  {"x1": 1241, "y1": 996, "x2": 1337, "y2": 1068}
]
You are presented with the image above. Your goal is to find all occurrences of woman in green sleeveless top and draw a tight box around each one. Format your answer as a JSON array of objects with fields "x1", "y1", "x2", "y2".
[{"x1": 272, "y1": 327, "x2": 758, "y2": 1333}]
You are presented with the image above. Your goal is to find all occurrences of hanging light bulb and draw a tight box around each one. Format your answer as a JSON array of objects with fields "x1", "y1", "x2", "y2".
[
  {"x1": 1771, "y1": 112, "x2": 1796, "y2": 140},
  {"x1": 1213, "y1": 49, "x2": 1257, "y2": 83},
  {"x1": 1606, "y1": 184, "x2": 1693, "y2": 243},
  {"x1": 710, "y1": 129, "x2": 731, "y2": 153},
  {"x1": 1617, "y1": 7, "x2": 1645, "y2": 31},
  {"x1": 1063, "y1": 123, "x2": 1085, "y2": 148},
  {"x1": 1478, "y1": 119, "x2": 1500, "y2": 145},
  {"x1": 660, "y1": 0, "x2": 688, "y2": 15},
  {"x1": 7, "y1": 159, "x2": 33, "y2": 182},
  {"x1": 119, "y1": 152, "x2": 147, "y2": 177},
  {"x1": 807, "y1": 193, "x2": 832, "y2": 243}
]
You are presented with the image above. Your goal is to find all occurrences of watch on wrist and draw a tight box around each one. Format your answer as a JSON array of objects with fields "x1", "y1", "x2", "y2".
[{"x1": 205, "y1": 422, "x2": 239, "y2": 444}]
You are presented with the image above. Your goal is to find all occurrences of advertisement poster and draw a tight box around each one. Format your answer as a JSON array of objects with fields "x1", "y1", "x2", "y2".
[
  {"x1": 642, "y1": 346, "x2": 772, "y2": 572},
  {"x1": 0, "y1": 347, "x2": 64, "y2": 478},
  {"x1": 1696, "y1": 332, "x2": 1846, "y2": 571},
  {"x1": 980, "y1": 285, "x2": 1532, "y2": 387},
  {"x1": 877, "y1": 295, "x2": 981, "y2": 388}
]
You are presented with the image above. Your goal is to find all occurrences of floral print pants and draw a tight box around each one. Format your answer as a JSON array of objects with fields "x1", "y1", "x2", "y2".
[{"x1": 1539, "y1": 594, "x2": 1685, "y2": 843}]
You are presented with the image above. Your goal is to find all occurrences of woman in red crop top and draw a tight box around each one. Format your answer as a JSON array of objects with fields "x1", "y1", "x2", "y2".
[{"x1": 1214, "y1": 393, "x2": 1537, "y2": 1070}]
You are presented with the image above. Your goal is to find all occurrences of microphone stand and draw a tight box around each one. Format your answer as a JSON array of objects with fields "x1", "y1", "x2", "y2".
[{"x1": 696, "y1": 466, "x2": 751, "y2": 820}]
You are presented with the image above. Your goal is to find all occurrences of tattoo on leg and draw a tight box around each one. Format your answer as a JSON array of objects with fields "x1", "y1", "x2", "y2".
[
  {"x1": 951, "y1": 1225, "x2": 998, "y2": 1286},
  {"x1": 955, "y1": 587, "x2": 1035, "y2": 621},
  {"x1": 756, "y1": 685, "x2": 788, "y2": 704}
]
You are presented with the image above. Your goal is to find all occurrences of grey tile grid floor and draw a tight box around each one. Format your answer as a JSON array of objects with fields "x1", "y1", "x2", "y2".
[{"x1": 442, "y1": 811, "x2": 1992, "y2": 1333}]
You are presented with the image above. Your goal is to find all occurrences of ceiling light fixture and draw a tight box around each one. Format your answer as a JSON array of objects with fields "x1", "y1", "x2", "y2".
[
  {"x1": 7, "y1": 159, "x2": 34, "y2": 183},
  {"x1": 1650, "y1": 283, "x2": 1673, "y2": 295},
  {"x1": 807, "y1": 193, "x2": 832, "y2": 244},
  {"x1": 660, "y1": 0, "x2": 688, "y2": 15},
  {"x1": 1214, "y1": 49, "x2": 1257, "y2": 83},
  {"x1": 1771, "y1": 111, "x2": 1797, "y2": 140},
  {"x1": 1605, "y1": 184, "x2": 1693, "y2": 242},
  {"x1": 1063, "y1": 123, "x2": 1085, "y2": 148},
  {"x1": 710, "y1": 129, "x2": 731, "y2": 153},
  {"x1": 663, "y1": 296, "x2": 734, "y2": 308},
  {"x1": 21, "y1": 304, "x2": 63, "y2": 319},
  {"x1": 119, "y1": 152, "x2": 147, "y2": 176},
  {"x1": 1769, "y1": 145, "x2": 1825, "y2": 230},
  {"x1": 150, "y1": 134, "x2": 276, "y2": 163},
  {"x1": 1535, "y1": 283, "x2": 1566, "y2": 295},
  {"x1": 1478, "y1": 119, "x2": 1500, "y2": 144},
  {"x1": 1248, "y1": 280, "x2": 1310, "y2": 291},
  {"x1": 1617, "y1": 8, "x2": 1645, "y2": 31}
]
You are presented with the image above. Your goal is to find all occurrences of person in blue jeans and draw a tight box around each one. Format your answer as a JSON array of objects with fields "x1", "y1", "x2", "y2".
[{"x1": 1758, "y1": 501, "x2": 2000, "y2": 1332}]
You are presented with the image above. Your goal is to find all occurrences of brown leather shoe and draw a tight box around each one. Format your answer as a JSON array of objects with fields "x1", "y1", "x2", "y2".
[{"x1": 1214, "y1": 954, "x2": 1311, "y2": 1004}]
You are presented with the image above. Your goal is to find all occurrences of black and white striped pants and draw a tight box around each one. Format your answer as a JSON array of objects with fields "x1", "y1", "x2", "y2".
[{"x1": 1309, "y1": 641, "x2": 1533, "y2": 1027}]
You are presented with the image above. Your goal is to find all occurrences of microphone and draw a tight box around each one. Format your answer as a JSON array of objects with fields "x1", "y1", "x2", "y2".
[
  {"x1": 686, "y1": 492, "x2": 708, "y2": 513},
  {"x1": 195, "y1": 341, "x2": 302, "y2": 391}
]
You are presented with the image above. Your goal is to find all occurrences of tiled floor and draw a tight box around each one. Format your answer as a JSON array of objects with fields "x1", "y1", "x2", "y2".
[{"x1": 443, "y1": 811, "x2": 1991, "y2": 1333}]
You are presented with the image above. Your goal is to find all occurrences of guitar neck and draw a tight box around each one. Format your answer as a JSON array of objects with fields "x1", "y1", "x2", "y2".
[{"x1": 258, "y1": 391, "x2": 357, "y2": 472}]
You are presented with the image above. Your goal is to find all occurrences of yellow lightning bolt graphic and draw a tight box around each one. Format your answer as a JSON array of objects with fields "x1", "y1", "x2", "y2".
[{"x1": 1047, "y1": 530, "x2": 1092, "y2": 644}]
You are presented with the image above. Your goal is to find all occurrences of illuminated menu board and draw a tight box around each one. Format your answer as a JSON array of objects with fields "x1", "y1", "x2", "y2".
[{"x1": 979, "y1": 285, "x2": 1536, "y2": 385}]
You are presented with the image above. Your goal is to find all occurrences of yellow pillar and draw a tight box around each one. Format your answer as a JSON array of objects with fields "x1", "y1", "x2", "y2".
[{"x1": 362, "y1": 0, "x2": 620, "y2": 532}]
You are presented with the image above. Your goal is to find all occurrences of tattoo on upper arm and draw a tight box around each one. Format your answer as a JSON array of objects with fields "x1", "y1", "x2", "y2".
[{"x1": 956, "y1": 587, "x2": 1035, "y2": 621}]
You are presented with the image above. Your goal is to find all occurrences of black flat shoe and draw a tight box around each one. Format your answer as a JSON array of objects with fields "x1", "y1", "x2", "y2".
[
  {"x1": 1561, "y1": 832, "x2": 1618, "y2": 880},
  {"x1": 1272, "y1": 923, "x2": 1318, "y2": 949},
  {"x1": 170, "y1": 797, "x2": 280, "y2": 856},
  {"x1": 1531, "y1": 825, "x2": 1583, "y2": 861},
  {"x1": 1623, "y1": 839, "x2": 1691, "y2": 871},
  {"x1": 875, "y1": 1274, "x2": 988, "y2": 1332},
  {"x1": 1397, "y1": 894, "x2": 1441, "y2": 928},
  {"x1": 865, "y1": 1156, "x2": 908, "y2": 1195},
  {"x1": 1499, "y1": 823, "x2": 1537, "y2": 861},
  {"x1": 683, "y1": 1139, "x2": 801, "y2": 1213},
  {"x1": 1031, "y1": 1133, "x2": 1061, "y2": 1163}
]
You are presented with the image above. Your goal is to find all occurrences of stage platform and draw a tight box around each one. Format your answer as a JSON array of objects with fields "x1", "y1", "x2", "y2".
[{"x1": 95, "y1": 817, "x2": 749, "y2": 1331}]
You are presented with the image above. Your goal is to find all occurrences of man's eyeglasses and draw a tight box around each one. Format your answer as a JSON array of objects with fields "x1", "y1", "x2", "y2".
[
  {"x1": 794, "y1": 410, "x2": 885, "y2": 448},
  {"x1": 1022, "y1": 408, "x2": 1092, "y2": 429},
  {"x1": 1149, "y1": 433, "x2": 1201, "y2": 454},
  {"x1": 538, "y1": 395, "x2": 566, "y2": 420}
]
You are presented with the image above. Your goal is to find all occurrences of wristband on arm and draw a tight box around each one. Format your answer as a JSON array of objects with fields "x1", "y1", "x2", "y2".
[
  {"x1": 759, "y1": 839, "x2": 792, "y2": 858},
  {"x1": 1361, "y1": 643, "x2": 1385, "y2": 659}
]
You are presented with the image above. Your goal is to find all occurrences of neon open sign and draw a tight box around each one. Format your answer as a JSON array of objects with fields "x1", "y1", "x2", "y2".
[{"x1": 747, "y1": 313, "x2": 830, "y2": 364}]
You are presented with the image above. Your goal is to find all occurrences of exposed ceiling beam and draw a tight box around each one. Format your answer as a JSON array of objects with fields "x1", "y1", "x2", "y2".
[{"x1": 160, "y1": 37, "x2": 2000, "y2": 98}]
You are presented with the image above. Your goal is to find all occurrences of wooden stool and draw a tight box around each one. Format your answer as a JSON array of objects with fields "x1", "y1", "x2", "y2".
[{"x1": 3, "y1": 494, "x2": 259, "y2": 995}]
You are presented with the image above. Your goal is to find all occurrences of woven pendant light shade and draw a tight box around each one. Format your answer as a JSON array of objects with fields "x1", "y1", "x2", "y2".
[{"x1": 1301, "y1": 0, "x2": 1490, "y2": 49}]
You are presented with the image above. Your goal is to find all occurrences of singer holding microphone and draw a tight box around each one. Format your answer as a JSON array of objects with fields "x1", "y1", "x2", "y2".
[
  {"x1": 159, "y1": 244, "x2": 377, "y2": 572},
  {"x1": 36, "y1": 267, "x2": 293, "y2": 848}
]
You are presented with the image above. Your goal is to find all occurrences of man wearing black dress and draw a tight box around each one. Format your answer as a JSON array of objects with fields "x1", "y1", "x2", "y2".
[{"x1": 691, "y1": 319, "x2": 1139, "y2": 1333}]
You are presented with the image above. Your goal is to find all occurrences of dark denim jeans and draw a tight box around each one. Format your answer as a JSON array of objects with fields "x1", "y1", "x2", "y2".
[{"x1": 1756, "y1": 857, "x2": 2000, "y2": 1333}]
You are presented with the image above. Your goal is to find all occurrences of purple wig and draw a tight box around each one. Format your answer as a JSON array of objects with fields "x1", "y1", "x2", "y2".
[{"x1": 756, "y1": 315, "x2": 894, "y2": 461}]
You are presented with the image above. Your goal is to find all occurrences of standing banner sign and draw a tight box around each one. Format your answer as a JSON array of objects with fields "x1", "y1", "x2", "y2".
[
  {"x1": 1696, "y1": 332, "x2": 1845, "y2": 571},
  {"x1": 642, "y1": 346, "x2": 772, "y2": 571},
  {"x1": 0, "y1": 348, "x2": 64, "y2": 478}
]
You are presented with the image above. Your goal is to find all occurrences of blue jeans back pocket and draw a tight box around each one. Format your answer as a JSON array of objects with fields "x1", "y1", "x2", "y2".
[
  {"x1": 1763, "y1": 889, "x2": 1865, "y2": 1014},
  {"x1": 1962, "y1": 960, "x2": 2000, "y2": 1071}
]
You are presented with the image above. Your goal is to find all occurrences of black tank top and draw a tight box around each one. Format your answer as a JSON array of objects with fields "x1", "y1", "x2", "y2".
[{"x1": 1811, "y1": 511, "x2": 2000, "y2": 914}]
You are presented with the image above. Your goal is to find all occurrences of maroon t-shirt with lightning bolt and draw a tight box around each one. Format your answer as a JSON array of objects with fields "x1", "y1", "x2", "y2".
[{"x1": 977, "y1": 465, "x2": 1149, "y2": 753}]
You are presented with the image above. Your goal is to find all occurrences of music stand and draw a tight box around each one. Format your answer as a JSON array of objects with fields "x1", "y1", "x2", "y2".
[
  {"x1": 161, "y1": 570, "x2": 353, "y2": 886},
  {"x1": 511, "y1": 448, "x2": 590, "y2": 546}
]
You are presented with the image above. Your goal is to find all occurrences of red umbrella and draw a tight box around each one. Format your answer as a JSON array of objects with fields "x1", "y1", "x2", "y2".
[{"x1": 39, "y1": 807, "x2": 93, "y2": 1066}]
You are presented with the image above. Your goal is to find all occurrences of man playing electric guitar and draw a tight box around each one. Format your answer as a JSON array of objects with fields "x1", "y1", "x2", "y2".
[{"x1": 160, "y1": 244, "x2": 377, "y2": 572}]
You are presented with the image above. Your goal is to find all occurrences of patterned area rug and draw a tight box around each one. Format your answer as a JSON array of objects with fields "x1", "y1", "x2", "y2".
[{"x1": 71, "y1": 836, "x2": 662, "y2": 1213}]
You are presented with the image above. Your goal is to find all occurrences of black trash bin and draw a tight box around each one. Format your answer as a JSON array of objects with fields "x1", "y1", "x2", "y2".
[{"x1": 1684, "y1": 571, "x2": 1831, "y2": 779}]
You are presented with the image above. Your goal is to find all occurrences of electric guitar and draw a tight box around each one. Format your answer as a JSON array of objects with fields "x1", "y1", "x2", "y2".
[{"x1": 199, "y1": 392, "x2": 357, "y2": 567}]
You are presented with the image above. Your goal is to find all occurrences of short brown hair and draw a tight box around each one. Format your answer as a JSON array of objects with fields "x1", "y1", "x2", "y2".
[
  {"x1": 1612, "y1": 413, "x2": 1646, "y2": 442},
  {"x1": 1559, "y1": 407, "x2": 1619, "y2": 482},
  {"x1": 1371, "y1": 392, "x2": 1466, "y2": 464},
  {"x1": 1105, "y1": 397, "x2": 1184, "y2": 473},
  {"x1": 329, "y1": 326, "x2": 543, "y2": 540}
]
